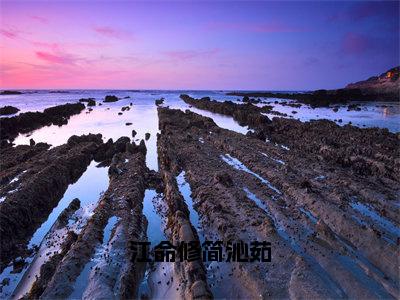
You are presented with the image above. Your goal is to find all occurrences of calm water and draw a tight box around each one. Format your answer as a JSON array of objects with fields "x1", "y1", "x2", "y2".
[
  {"x1": 1, "y1": 90, "x2": 398, "y2": 171},
  {"x1": 0, "y1": 90, "x2": 398, "y2": 298}
]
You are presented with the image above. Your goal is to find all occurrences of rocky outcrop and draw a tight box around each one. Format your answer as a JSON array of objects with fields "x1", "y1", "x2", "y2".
[
  {"x1": 155, "y1": 97, "x2": 165, "y2": 106},
  {"x1": 227, "y1": 66, "x2": 400, "y2": 106},
  {"x1": 79, "y1": 98, "x2": 96, "y2": 106},
  {"x1": 0, "y1": 106, "x2": 20, "y2": 115},
  {"x1": 0, "y1": 134, "x2": 103, "y2": 270},
  {"x1": 180, "y1": 94, "x2": 272, "y2": 130},
  {"x1": 180, "y1": 96, "x2": 399, "y2": 180},
  {"x1": 0, "y1": 133, "x2": 139, "y2": 271},
  {"x1": 157, "y1": 107, "x2": 399, "y2": 298},
  {"x1": 0, "y1": 102, "x2": 85, "y2": 142},
  {"x1": 0, "y1": 91, "x2": 22, "y2": 95},
  {"x1": 104, "y1": 95, "x2": 119, "y2": 102},
  {"x1": 40, "y1": 143, "x2": 148, "y2": 299},
  {"x1": 346, "y1": 66, "x2": 399, "y2": 97}
]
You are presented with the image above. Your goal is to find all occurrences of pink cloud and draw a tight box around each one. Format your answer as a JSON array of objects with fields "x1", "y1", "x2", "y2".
[
  {"x1": 0, "y1": 29, "x2": 19, "y2": 39},
  {"x1": 205, "y1": 21, "x2": 305, "y2": 33},
  {"x1": 93, "y1": 26, "x2": 133, "y2": 39},
  {"x1": 35, "y1": 51, "x2": 78, "y2": 65},
  {"x1": 341, "y1": 33, "x2": 373, "y2": 55},
  {"x1": 30, "y1": 15, "x2": 48, "y2": 23},
  {"x1": 163, "y1": 49, "x2": 220, "y2": 61}
]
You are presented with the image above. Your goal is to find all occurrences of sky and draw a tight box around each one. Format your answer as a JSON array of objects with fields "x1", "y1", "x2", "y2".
[{"x1": 0, "y1": 1, "x2": 399, "y2": 90}]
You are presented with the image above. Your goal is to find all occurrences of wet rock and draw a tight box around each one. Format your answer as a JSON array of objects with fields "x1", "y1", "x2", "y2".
[
  {"x1": 104, "y1": 95, "x2": 119, "y2": 102},
  {"x1": 0, "y1": 134, "x2": 104, "y2": 270},
  {"x1": 0, "y1": 102, "x2": 85, "y2": 142},
  {"x1": 145, "y1": 133, "x2": 150, "y2": 140},
  {"x1": 126, "y1": 122, "x2": 132, "y2": 126},
  {"x1": 0, "y1": 90, "x2": 22, "y2": 95},
  {"x1": 155, "y1": 98, "x2": 165, "y2": 106},
  {"x1": 157, "y1": 107, "x2": 399, "y2": 298},
  {"x1": 41, "y1": 147, "x2": 149, "y2": 299},
  {"x1": 347, "y1": 104, "x2": 361, "y2": 111},
  {"x1": 180, "y1": 94, "x2": 271, "y2": 134},
  {"x1": 132, "y1": 130, "x2": 137, "y2": 138},
  {"x1": 0, "y1": 106, "x2": 20, "y2": 115},
  {"x1": 12, "y1": 257, "x2": 26, "y2": 273},
  {"x1": 213, "y1": 171, "x2": 234, "y2": 187},
  {"x1": 29, "y1": 138, "x2": 36, "y2": 146},
  {"x1": 79, "y1": 98, "x2": 96, "y2": 106},
  {"x1": 1, "y1": 278, "x2": 10, "y2": 286}
]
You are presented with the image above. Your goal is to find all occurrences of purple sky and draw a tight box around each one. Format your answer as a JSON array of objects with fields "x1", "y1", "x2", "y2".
[{"x1": 1, "y1": 1, "x2": 399, "y2": 90}]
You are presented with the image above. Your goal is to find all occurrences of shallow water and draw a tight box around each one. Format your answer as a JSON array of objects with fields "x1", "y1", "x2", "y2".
[
  {"x1": 0, "y1": 161, "x2": 109, "y2": 299},
  {"x1": 221, "y1": 154, "x2": 281, "y2": 194},
  {"x1": 2, "y1": 90, "x2": 398, "y2": 174},
  {"x1": 176, "y1": 171, "x2": 204, "y2": 242},
  {"x1": 259, "y1": 98, "x2": 400, "y2": 132},
  {"x1": 69, "y1": 215, "x2": 119, "y2": 299},
  {"x1": 139, "y1": 190, "x2": 178, "y2": 299},
  {"x1": 243, "y1": 188, "x2": 347, "y2": 298}
]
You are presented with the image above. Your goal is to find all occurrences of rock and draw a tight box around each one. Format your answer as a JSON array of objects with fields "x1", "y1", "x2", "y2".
[
  {"x1": 347, "y1": 104, "x2": 361, "y2": 111},
  {"x1": 79, "y1": 98, "x2": 96, "y2": 107},
  {"x1": 12, "y1": 257, "x2": 26, "y2": 273},
  {"x1": 0, "y1": 90, "x2": 22, "y2": 95},
  {"x1": 126, "y1": 122, "x2": 132, "y2": 126},
  {"x1": 0, "y1": 102, "x2": 85, "y2": 142},
  {"x1": 155, "y1": 98, "x2": 165, "y2": 106},
  {"x1": 118, "y1": 112, "x2": 123, "y2": 115},
  {"x1": 145, "y1": 133, "x2": 150, "y2": 140},
  {"x1": 29, "y1": 138, "x2": 36, "y2": 146},
  {"x1": 1, "y1": 278, "x2": 10, "y2": 286},
  {"x1": 132, "y1": 130, "x2": 137, "y2": 138},
  {"x1": 213, "y1": 171, "x2": 234, "y2": 187},
  {"x1": 0, "y1": 106, "x2": 20, "y2": 115},
  {"x1": 104, "y1": 95, "x2": 119, "y2": 102}
]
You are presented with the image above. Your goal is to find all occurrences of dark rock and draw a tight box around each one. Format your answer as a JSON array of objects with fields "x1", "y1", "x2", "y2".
[
  {"x1": 132, "y1": 130, "x2": 137, "y2": 138},
  {"x1": 29, "y1": 138, "x2": 35, "y2": 146},
  {"x1": 104, "y1": 95, "x2": 119, "y2": 102},
  {"x1": 213, "y1": 171, "x2": 234, "y2": 187},
  {"x1": 155, "y1": 98, "x2": 165, "y2": 106},
  {"x1": 0, "y1": 90, "x2": 22, "y2": 95},
  {"x1": 0, "y1": 106, "x2": 20, "y2": 115},
  {"x1": 145, "y1": 133, "x2": 151, "y2": 140},
  {"x1": 126, "y1": 122, "x2": 132, "y2": 126},
  {"x1": 0, "y1": 102, "x2": 85, "y2": 142},
  {"x1": 12, "y1": 257, "x2": 26, "y2": 273}
]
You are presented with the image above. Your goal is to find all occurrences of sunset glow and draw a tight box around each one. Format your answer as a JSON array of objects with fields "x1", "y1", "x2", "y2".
[{"x1": 1, "y1": 1, "x2": 399, "y2": 90}]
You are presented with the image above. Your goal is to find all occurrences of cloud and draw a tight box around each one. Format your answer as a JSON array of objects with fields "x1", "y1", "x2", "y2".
[
  {"x1": 205, "y1": 21, "x2": 305, "y2": 33},
  {"x1": 93, "y1": 26, "x2": 133, "y2": 39},
  {"x1": 30, "y1": 15, "x2": 48, "y2": 24},
  {"x1": 0, "y1": 29, "x2": 19, "y2": 39},
  {"x1": 163, "y1": 49, "x2": 220, "y2": 61},
  {"x1": 340, "y1": 33, "x2": 375, "y2": 55},
  {"x1": 328, "y1": 2, "x2": 399, "y2": 23},
  {"x1": 35, "y1": 51, "x2": 78, "y2": 65}
]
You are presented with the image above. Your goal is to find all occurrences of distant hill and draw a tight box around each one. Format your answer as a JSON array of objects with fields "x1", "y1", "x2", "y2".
[{"x1": 345, "y1": 66, "x2": 399, "y2": 96}]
